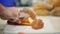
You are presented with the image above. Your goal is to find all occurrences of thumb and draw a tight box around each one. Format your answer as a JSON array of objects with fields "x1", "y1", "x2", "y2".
[{"x1": 0, "y1": 4, "x2": 6, "y2": 10}]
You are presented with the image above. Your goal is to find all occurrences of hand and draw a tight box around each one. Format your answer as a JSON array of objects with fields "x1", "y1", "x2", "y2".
[{"x1": 0, "y1": 4, "x2": 20, "y2": 22}]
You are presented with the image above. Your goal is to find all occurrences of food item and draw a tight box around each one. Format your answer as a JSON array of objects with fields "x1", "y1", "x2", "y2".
[
  {"x1": 53, "y1": 0, "x2": 60, "y2": 8},
  {"x1": 33, "y1": 2, "x2": 53, "y2": 11},
  {"x1": 21, "y1": 16, "x2": 32, "y2": 26},
  {"x1": 31, "y1": 19, "x2": 44, "y2": 30},
  {"x1": 20, "y1": 8, "x2": 36, "y2": 20},
  {"x1": 47, "y1": 0, "x2": 55, "y2": 5},
  {"x1": 35, "y1": 9, "x2": 50, "y2": 15},
  {"x1": 7, "y1": 17, "x2": 44, "y2": 30},
  {"x1": 7, "y1": 17, "x2": 31, "y2": 26},
  {"x1": 48, "y1": 0, "x2": 60, "y2": 8},
  {"x1": 50, "y1": 7, "x2": 60, "y2": 16},
  {"x1": 7, "y1": 16, "x2": 44, "y2": 30}
]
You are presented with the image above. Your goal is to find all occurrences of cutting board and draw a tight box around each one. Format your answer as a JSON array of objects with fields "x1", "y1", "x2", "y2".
[{"x1": 3, "y1": 17, "x2": 55, "y2": 34}]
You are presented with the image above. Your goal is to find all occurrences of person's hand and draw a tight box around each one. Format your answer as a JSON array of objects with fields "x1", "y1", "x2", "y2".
[{"x1": 0, "y1": 4, "x2": 20, "y2": 22}]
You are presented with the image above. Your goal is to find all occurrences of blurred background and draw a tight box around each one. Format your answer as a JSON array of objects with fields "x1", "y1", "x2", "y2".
[
  {"x1": 15, "y1": 0, "x2": 33, "y2": 7},
  {"x1": 15, "y1": 0, "x2": 47, "y2": 7}
]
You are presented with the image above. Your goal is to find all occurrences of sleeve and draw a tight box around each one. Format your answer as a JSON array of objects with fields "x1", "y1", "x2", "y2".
[
  {"x1": 0, "y1": 0, "x2": 1, "y2": 3},
  {"x1": 0, "y1": 0, "x2": 15, "y2": 7}
]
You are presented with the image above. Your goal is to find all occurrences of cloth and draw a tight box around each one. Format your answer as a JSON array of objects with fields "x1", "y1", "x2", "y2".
[{"x1": 0, "y1": 0, "x2": 15, "y2": 7}]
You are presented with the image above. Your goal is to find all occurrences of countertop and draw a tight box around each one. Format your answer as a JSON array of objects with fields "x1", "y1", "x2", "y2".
[{"x1": 2, "y1": 16, "x2": 60, "y2": 34}]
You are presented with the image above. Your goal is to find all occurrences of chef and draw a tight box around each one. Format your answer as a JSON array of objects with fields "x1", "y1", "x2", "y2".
[{"x1": 0, "y1": 0, "x2": 20, "y2": 23}]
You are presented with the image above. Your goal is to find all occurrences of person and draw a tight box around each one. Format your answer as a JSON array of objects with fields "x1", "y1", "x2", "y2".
[
  {"x1": 0, "y1": 0, "x2": 36, "y2": 24},
  {"x1": 0, "y1": 0, "x2": 20, "y2": 23}
]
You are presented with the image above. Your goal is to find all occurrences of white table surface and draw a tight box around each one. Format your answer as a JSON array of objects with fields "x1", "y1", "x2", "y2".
[{"x1": 3, "y1": 16, "x2": 60, "y2": 34}]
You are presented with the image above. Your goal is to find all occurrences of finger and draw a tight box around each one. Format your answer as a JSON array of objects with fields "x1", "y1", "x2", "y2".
[
  {"x1": 17, "y1": 10, "x2": 20, "y2": 16},
  {"x1": 8, "y1": 19, "x2": 14, "y2": 22},
  {"x1": 16, "y1": 20, "x2": 21, "y2": 24},
  {"x1": 0, "y1": 14, "x2": 9, "y2": 20},
  {"x1": 8, "y1": 19, "x2": 17, "y2": 22},
  {"x1": 0, "y1": 16, "x2": 7, "y2": 20},
  {"x1": 9, "y1": 17, "x2": 19, "y2": 22},
  {"x1": 13, "y1": 11, "x2": 20, "y2": 18}
]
